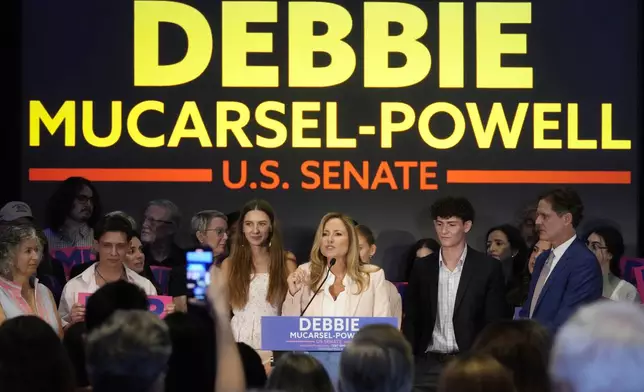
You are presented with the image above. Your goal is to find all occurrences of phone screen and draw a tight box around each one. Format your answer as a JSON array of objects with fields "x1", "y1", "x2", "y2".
[{"x1": 186, "y1": 250, "x2": 213, "y2": 301}]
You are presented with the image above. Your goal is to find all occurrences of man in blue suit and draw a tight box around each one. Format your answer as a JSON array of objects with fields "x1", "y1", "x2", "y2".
[{"x1": 520, "y1": 188, "x2": 602, "y2": 332}]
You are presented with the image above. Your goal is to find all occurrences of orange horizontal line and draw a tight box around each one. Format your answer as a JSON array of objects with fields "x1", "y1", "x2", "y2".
[
  {"x1": 29, "y1": 168, "x2": 213, "y2": 182},
  {"x1": 446, "y1": 170, "x2": 631, "y2": 184}
]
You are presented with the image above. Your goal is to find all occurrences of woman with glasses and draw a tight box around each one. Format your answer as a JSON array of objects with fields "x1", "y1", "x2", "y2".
[
  {"x1": 191, "y1": 210, "x2": 229, "y2": 265},
  {"x1": 584, "y1": 226, "x2": 640, "y2": 303}
]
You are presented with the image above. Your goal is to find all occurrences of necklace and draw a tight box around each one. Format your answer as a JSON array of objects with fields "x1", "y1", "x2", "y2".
[{"x1": 95, "y1": 265, "x2": 126, "y2": 285}]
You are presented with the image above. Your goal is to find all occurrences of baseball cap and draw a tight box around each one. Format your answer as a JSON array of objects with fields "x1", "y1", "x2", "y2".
[{"x1": 0, "y1": 201, "x2": 33, "y2": 222}]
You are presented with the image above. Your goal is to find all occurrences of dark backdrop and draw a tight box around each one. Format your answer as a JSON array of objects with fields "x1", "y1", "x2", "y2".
[{"x1": 14, "y1": 0, "x2": 642, "y2": 278}]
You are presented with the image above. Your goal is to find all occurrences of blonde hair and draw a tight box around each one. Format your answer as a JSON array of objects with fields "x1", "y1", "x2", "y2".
[{"x1": 309, "y1": 213, "x2": 376, "y2": 294}]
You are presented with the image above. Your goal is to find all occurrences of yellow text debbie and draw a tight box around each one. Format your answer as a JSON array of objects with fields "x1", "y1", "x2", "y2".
[{"x1": 134, "y1": 1, "x2": 531, "y2": 89}]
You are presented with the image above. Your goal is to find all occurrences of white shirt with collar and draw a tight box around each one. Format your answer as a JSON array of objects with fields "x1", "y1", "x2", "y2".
[
  {"x1": 59, "y1": 263, "x2": 157, "y2": 327},
  {"x1": 428, "y1": 245, "x2": 468, "y2": 354},
  {"x1": 545, "y1": 234, "x2": 577, "y2": 282},
  {"x1": 321, "y1": 270, "x2": 350, "y2": 316}
]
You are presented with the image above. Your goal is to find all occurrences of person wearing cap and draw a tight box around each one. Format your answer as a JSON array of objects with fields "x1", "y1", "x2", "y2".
[{"x1": 0, "y1": 201, "x2": 34, "y2": 224}]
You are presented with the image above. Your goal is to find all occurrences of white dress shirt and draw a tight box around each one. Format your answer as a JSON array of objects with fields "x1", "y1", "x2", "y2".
[
  {"x1": 321, "y1": 270, "x2": 350, "y2": 316},
  {"x1": 59, "y1": 263, "x2": 157, "y2": 327},
  {"x1": 545, "y1": 234, "x2": 576, "y2": 282},
  {"x1": 428, "y1": 246, "x2": 467, "y2": 353}
]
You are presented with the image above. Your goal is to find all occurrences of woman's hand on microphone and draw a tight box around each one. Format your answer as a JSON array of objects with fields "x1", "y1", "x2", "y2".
[{"x1": 288, "y1": 268, "x2": 306, "y2": 296}]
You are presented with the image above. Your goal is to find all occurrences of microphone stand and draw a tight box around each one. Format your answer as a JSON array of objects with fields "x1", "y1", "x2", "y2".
[
  {"x1": 300, "y1": 258, "x2": 336, "y2": 316},
  {"x1": 271, "y1": 258, "x2": 337, "y2": 368}
]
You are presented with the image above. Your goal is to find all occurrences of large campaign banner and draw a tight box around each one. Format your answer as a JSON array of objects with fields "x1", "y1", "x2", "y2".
[{"x1": 21, "y1": 1, "x2": 639, "y2": 267}]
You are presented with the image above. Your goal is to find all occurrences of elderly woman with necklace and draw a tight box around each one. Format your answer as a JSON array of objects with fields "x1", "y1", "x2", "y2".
[{"x1": 0, "y1": 223, "x2": 62, "y2": 336}]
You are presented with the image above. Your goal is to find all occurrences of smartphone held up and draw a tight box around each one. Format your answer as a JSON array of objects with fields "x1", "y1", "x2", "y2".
[{"x1": 186, "y1": 248, "x2": 214, "y2": 301}]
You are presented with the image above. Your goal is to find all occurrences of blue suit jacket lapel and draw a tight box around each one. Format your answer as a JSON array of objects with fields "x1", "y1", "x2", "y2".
[{"x1": 534, "y1": 247, "x2": 573, "y2": 313}]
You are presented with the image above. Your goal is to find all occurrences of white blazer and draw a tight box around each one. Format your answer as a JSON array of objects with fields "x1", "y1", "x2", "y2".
[
  {"x1": 282, "y1": 262, "x2": 392, "y2": 318},
  {"x1": 386, "y1": 280, "x2": 403, "y2": 329}
]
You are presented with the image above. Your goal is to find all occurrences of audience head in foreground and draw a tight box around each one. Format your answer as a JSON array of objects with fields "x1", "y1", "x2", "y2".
[
  {"x1": 473, "y1": 319, "x2": 551, "y2": 392},
  {"x1": 0, "y1": 315, "x2": 74, "y2": 392},
  {"x1": 85, "y1": 280, "x2": 149, "y2": 332},
  {"x1": 439, "y1": 353, "x2": 516, "y2": 392},
  {"x1": 266, "y1": 352, "x2": 334, "y2": 392},
  {"x1": 164, "y1": 306, "x2": 216, "y2": 392},
  {"x1": 85, "y1": 309, "x2": 171, "y2": 392},
  {"x1": 550, "y1": 301, "x2": 644, "y2": 392},
  {"x1": 339, "y1": 323, "x2": 413, "y2": 392}
]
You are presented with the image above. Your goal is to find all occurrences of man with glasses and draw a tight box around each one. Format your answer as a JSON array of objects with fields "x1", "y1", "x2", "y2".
[
  {"x1": 44, "y1": 177, "x2": 102, "y2": 280},
  {"x1": 140, "y1": 200, "x2": 188, "y2": 311}
]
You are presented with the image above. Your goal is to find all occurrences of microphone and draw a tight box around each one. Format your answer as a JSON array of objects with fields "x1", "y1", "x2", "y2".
[{"x1": 300, "y1": 258, "x2": 336, "y2": 316}]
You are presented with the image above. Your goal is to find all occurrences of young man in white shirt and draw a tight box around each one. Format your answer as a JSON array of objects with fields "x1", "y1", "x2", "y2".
[{"x1": 59, "y1": 215, "x2": 157, "y2": 328}]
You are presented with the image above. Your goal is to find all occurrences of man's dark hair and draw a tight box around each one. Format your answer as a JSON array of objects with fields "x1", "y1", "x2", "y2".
[
  {"x1": 538, "y1": 188, "x2": 584, "y2": 228},
  {"x1": 46, "y1": 177, "x2": 102, "y2": 231},
  {"x1": 430, "y1": 197, "x2": 475, "y2": 223},
  {"x1": 85, "y1": 281, "x2": 149, "y2": 332},
  {"x1": 94, "y1": 214, "x2": 134, "y2": 242}
]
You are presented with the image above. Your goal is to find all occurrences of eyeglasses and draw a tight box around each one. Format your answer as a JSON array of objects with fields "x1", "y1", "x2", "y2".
[
  {"x1": 143, "y1": 216, "x2": 173, "y2": 226},
  {"x1": 585, "y1": 241, "x2": 608, "y2": 252},
  {"x1": 204, "y1": 227, "x2": 227, "y2": 236},
  {"x1": 76, "y1": 195, "x2": 94, "y2": 204}
]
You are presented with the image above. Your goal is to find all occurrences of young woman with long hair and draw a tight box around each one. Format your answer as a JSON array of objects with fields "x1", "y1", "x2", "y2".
[{"x1": 220, "y1": 199, "x2": 296, "y2": 365}]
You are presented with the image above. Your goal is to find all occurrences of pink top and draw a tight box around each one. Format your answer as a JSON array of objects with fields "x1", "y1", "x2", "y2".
[{"x1": 0, "y1": 276, "x2": 59, "y2": 332}]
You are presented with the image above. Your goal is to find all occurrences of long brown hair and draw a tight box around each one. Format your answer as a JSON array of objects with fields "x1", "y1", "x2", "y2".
[
  {"x1": 309, "y1": 213, "x2": 375, "y2": 294},
  {"x1": 227, "y1": 199, "x2": 289, "y2": 309}
]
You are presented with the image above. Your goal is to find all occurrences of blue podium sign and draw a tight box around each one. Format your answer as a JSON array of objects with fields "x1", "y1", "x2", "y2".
[{"x1": 261, "y1": 316, "x2": 398, "y2": 351}]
